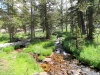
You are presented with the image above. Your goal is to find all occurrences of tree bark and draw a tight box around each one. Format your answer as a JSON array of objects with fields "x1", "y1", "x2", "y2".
[
  {"x1": 30, "y1": 0, "x2": 35, "y2": 41},
  {"x1": 44, "y1": 1, "x2": 50, "y2": 39},
  {"x1": 78, "y1": 10, "x2": 86, "y2": 34},
  {"x1": 86, "y1": 6, "x2": 94, "y2": 40}
]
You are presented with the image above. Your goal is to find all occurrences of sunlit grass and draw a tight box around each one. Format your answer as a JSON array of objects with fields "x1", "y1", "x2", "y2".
[
  {"x1": 0, "y1": 32, "x2": 56, "y2": 75},
  {"x1": 63, "y1": 32, "x2": 100, "y2": 69},
  {"x1": 10, "y1": 53, "x2": 43, "y2": 75},
  {"x1": 0, "y1": 52, "x2": 43, "y2": 75},
  {"x1": 80, "y1": 45, "x2": 100, "y2": 68},
  {"x1": 23, "y1": 36, "x2": 55, "y2": 56},
  {"x1": 3, "y1": 46, "x2": 14, "y2": 53}
]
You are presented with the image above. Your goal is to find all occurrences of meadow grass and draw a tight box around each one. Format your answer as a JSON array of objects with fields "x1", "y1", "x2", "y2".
[
  {"x1": 23, "y1": 36, "x2": 55, "y2": 56},
  {"x1": 0, "y1": 30, "x2": 56, "y2": 75},
  {"x1": 63, "y1": 32, "x2": 100, "y2": 69},
  {"x1": 0, "y1": 51, "x2": 43, "y2": 75},
  {"x1": 39, "y1": 55, "x2": 45, "y2": 61},
  {"x1": 0, "y1": 35, "x2": 56, "y2": 75},
  {"x1": 79, "y1": 45, "x2": 100, "y2": 68},
  {"x1": 3, "y1": 46, "x2": 14, "y2": 53}
]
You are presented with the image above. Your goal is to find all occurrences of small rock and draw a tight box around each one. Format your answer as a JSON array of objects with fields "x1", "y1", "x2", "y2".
[
  {"x1": 71, "y1": 69, "x2": 81, "y2": 75},
  {"x1": 43, "y1": 58, "x2": 52, "y2": 62},
  {"x1": 32, "y1": 72, "x2": 49, "y2": 75},
  {"x1": 39, "y1": 72, "x2": 49, "y2": 75}
]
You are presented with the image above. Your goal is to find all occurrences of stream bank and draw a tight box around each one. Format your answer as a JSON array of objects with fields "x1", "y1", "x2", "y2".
[{"x1": 39, "y1": 38, "x2": 100, "y2": 75}]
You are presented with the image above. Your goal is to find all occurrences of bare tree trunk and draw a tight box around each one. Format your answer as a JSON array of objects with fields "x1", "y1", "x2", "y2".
[
  {"x1": 78, "y1": 10, "x2": 86, "y2": 34},
  {"x1": 23, "y1": 25, "x2": 27, "y2": 35},
  {"x1": 66, "y1": 23, "x2": 67, "y2": 32},
  {"x1": 30, "y1": 0, "x2": 35, "y2": 41},
  {"x1": 8, "y1": 26, "x2": 14, "y2": 42},
  {"x1": 86, "y1": 6, "x2": 94, "y2": 40},
  {"x1": 44, "y1": 1, "x2": 50, "y2": 39},
  {"x1": 60, "y1": 0, "x2": 63, "y2": 32}
]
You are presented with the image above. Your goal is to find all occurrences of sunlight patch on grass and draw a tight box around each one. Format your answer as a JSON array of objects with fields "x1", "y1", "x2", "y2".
[
  {"x1": 80, "y1": 45, "x2": 100, "y2": 68},
  {"x1": 23, "y1": 36, "x2": 55, "y2": 57},
  {"x1": 0, "y1": 51, "x2": 43, "y2": 75},
  {"x1": 3, "y1": 46, "x2": 14, "y2": 53}
]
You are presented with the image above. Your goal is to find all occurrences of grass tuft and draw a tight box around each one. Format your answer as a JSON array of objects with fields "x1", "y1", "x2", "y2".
[{"x1": 3, "y1": 46, "x2": 14, "y2": 53}]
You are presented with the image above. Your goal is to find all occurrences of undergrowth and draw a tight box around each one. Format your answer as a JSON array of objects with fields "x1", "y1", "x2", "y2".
[
  {"x1": 63, "y1": 32, "x2": 100, "y2": 69},
  {"x1": 23, "y1": 36, "x2": 55, "y2": 57}
]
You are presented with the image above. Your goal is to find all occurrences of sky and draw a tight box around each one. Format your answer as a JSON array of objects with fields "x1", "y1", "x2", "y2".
[{"x1": 0, "y1": 0, "x2": 77, "y2": 13}]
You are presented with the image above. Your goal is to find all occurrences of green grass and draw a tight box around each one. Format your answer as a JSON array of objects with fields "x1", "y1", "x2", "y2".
[
  {"x1": 79, "y1": 45, "x2": 100, "y2": 68},
  {"x1": 39, "y1": 55, "x2": 45, "y2": 61},
  {"x1": 63, "y1": 32, "x2": 100, "y2": 69},
  {"x1": 0, "y1": 33, "x2": 9, "y2": 44},
  {"x1": 0, "y1": 51, "x2": 43, "y2": 75},
  {"x1": 23, "y1": 36, "x2": 55, "y2": 56},
  {"x1": 3, "y1": 46, "x2": 14, "y2": 53},
  {"x1": 0, "y1": 32, "x2": 56, "y2": 75}
]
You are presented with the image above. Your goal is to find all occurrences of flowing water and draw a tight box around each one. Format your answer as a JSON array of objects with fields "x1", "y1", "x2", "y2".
[{"x1": 40, "y1": 38, "x2": 100, "y2": 75}]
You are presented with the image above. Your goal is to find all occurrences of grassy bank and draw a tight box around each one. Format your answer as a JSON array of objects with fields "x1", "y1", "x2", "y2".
[
  {"x1": 63, "y1": 32, "x2": 100, "y2": 69},
  {"x1": 23, "y1": 36, "x2": 56, "y2": 60},
  {"x1": 0, "y1": 36, "x2": 56, "y2": 75},
  {"x1": 0, "y1": 49, "x2": 43, "y2": 75}
]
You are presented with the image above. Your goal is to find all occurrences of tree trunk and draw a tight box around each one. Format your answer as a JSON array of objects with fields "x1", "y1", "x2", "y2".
[
  {"x1": 44, "y1": 1, "x2": 50, "y2": 39},
  {"x1": 60, "y1": 0, "x2": 63, "y2": 32},
  {"x1": 66, "y1": 23, "x2": 67, "y2": 32},
  {"x1": 78, "y1": 10, "x2": 86, "y2": 34},
  {"x1": 30, "y1": 0, "x2": 35, "y2": 41},
  {"x1": 86, "y1": 6, "x2": 94, "y2": 40},
  {"x1": 8, "y1": 26, "x2": 14, "y2": 42},
  {"x1": 23, "y1": 25, "x2": 27, "y2": 35}
]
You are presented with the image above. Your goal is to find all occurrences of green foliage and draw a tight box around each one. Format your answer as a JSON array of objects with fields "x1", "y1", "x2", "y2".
[
  {"x1": 14, "y1": 44, "x2": 20, "y2": 49},
  {"x1": 80, "y1": 45, "x2": 100, "y2": 68},
  {"x1": 39, "y1": 55, "x2": 45, "y2": 61},
  {"x1": 23, "y1": 37, "x2": 55, "y2": 57},
  {"x1": 3, "y1": 46, "x2": 14, "y2": 53},
  {"x1": 12, "y1": 53, "x2": 42, "y2": 75},
  {"x1": 63, "y1": 33, "x2": 100, "y2": 69},
  {"x1": 14, "y1": 32, "x2": 27, "y2": 40},
  {"x1": 0, "y1": 52, "x2": 43, "y2": 75},
  {"x1": 0, "y1": 33, "x2": 9, "y2": 44}
]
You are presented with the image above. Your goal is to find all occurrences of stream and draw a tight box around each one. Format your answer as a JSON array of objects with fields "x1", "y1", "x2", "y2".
[{"x1": 40, "y1": 38, "x2": 100, "y2": 75}]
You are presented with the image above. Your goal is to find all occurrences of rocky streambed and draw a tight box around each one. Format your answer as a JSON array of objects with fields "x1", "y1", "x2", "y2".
[{"x1": 39, "y1": 38, "x2": 100, "y2": 75}]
